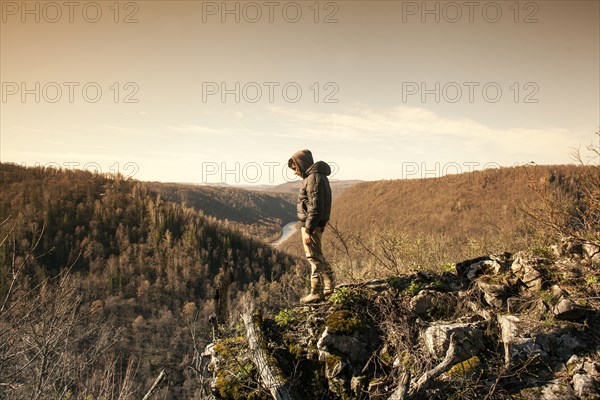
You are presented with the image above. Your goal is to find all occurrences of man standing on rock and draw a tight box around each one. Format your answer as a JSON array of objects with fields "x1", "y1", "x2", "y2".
[{"x1": 288, "y1": 149, "x2": 334, "y2": 303}]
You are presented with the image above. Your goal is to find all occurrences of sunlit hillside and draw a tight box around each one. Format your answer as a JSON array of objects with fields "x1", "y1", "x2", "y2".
[{"x1": 281, "y1": 164, "x2": 596, "y2": 279}]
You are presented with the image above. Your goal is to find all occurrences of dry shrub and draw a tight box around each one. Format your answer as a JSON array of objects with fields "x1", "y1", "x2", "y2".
[{"x1": 522, "y1": 132, "x2": 599, "y2": 243}]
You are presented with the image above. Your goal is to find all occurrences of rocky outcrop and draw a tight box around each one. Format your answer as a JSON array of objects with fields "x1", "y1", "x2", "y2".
[{"x1": 204, "y1": 243, "x2": 600, "y2": 400}]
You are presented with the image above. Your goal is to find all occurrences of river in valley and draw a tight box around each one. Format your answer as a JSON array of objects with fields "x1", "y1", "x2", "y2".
[{"x1": 270, "y1": 221, "x2": 297, "y2": 247}]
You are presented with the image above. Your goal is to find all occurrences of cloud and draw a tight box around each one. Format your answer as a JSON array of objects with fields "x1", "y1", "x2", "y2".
[
  {"x1": 271, "y1": 105, "x2": 482, "y2": 139},
  {"x1": 268, "y1": 105, "x2": 586, "y2": 164}
]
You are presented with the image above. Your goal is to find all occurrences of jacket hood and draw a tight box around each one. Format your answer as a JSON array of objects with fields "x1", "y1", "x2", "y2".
[
  {"x1": 306, "y1": 161, "x2": 331, "y2": 176},
  {"x1": 288, "y1": 149, "x2": 314, "y2": 177}
]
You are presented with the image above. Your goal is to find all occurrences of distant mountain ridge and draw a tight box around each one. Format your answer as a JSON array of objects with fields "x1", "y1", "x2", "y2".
[{"x1": 251, "y1": 179, "x2": 364, "y2": 199}]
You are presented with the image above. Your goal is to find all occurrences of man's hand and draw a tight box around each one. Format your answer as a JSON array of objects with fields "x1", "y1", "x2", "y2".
[{"x1": 304, "y1": 232, "x2": 312, "y2": 245}]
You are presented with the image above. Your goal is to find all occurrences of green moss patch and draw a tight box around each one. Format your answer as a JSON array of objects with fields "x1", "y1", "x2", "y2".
[
  {"x1": 326, "y1": 310, "x2": 365, "y2": 335},
  {"x1": 213, "y1": 336, "x2": 271, "y2": 400},
  {"x1": 274, "y1": 308, "x2": 299, "y2": 329},
  {"x1": 447, "y1": 356, "x2": 481, "y2": 379}
]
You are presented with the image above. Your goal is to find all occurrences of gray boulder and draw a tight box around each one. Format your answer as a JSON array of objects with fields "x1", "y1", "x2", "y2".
[
  {"x1": 553, "y1": 297, "x2": 586, "y2": 321},
  {"x1": 423, "y1": 320, "x2": 485, "y2": 360},
  {"x1": 317, "y1": 327, "x2": 374, "y2": 365},
  {"x1": 409, "y1": 290, "x2": 457, "y2": 317},
  {"x1": 478, "y1": 279, "x2": 509, "y2": 309},
  {"x1": 572, "y1": 373, "x2": 600, "y2": 399},
  {"x1": 498, "y1": 314, "x2": 546, "y2": 367},
  {"x1": 514, "y1": 379, "x2": 577, "y2": 400},
  {"x1": 511, "y1": 254, "x2": 544, "y2": 292}
]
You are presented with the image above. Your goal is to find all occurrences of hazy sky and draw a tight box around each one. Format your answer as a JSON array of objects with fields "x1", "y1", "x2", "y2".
[{"x1": 1, "y1": 0, "x2": 599, "y2": 184}]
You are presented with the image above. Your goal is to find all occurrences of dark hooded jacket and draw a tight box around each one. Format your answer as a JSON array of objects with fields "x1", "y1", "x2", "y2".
[{"x1": 288, "y1": 150, "x2": 332, "y2": 234}]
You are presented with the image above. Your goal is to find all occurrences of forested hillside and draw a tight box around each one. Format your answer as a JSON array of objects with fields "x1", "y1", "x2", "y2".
[
  {"x1": 330, "y1": 164, "x2": 586, "y2": 239},
  {"x1": 0, "y1": 163, "x2": 304, "y2": 399},
  {"x1": 145, "y1": 182, "x2": 296, "y2": 242}
]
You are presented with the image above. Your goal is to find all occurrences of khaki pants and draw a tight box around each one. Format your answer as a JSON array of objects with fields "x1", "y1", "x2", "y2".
[{"x1": 301, "y1": 227, "x2": 333, "y2": 284}]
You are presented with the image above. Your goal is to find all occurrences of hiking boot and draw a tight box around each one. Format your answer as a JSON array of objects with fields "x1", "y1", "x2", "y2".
[
  {"x1": 301, "y1": 293, "x2": 323, "y2": 304},
  {"x1": 301, "y1": 277, "x2": 322, "y2": 304}
]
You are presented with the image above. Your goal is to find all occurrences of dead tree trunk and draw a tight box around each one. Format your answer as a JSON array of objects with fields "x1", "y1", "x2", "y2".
[
  {"x1": 242, "y1": 309, "x2": 293, "y2": 400},
  {"x1": 142, "y1": 369, "x2": 166, "y2": 400},
  {"x1": 389, "y1": 333, "x2": 461, "y2": 400},
  {"x1": 388, "y1": 371, "x2": 410, "y2": 400}
]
